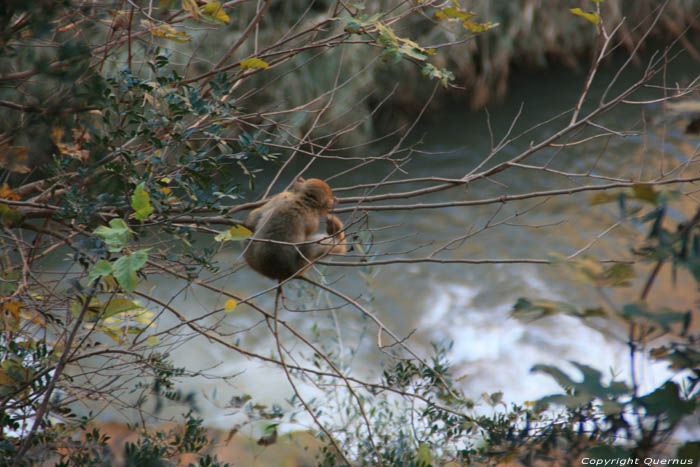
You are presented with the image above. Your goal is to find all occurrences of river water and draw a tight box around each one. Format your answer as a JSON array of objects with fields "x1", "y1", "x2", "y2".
[{"x1": 93, "y1": 53, "x2": 699, "y2": 431}]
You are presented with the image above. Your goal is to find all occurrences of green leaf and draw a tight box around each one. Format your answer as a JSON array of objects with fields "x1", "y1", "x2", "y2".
[
  {"x1": 590, "y1": 192, "x2": 620, "y2": 205},
  {"x1": 599, "y1": 263, "x2": 635, "y2": 287},
  {"x1": 512, "y1": 297, "x2": 606, "y2": 321},
  {"x1": 399, "y1": 43, "x2": 428, "y2": 61},
  {"x1": 112, "y1": 249, "x2": 149, "y2": 293},
  {"x1": 70, "y1": 297, "x2": 104, "y2": 321},
  {"x1": 0, "y1": 203, "x2": 22, "y2": 226},
  {"x1": 0, "y1": 270, "x2": 20, "y2": 295},
  {"x1": 531, "y1": 364, "x2": 575, "y2": 390},
  {"x1": 94, "y1": 218, "x2": 133, "y2": 252},
  {"x1": 563, "y1": 257, "x2": 635, "y2": 288},
  {"x1": 631, "y1": 184, "x2": 658, "y2": 203},
  {"x1": 622, "y1": 303, "x2": 690, "y2": 332},
  {"x1": 599, "y1": 399, "x2": 624, "y2": 415},
  {"x1": 512, "y1": 298, "x2": 575, "y2": 320},
  {"x1": 334, "y1": 12, "x2": 382, "y2": 33},
  {"x1": 536, "y1": 393, "x2": 593, "y2": 411},
  {"x1": 637, "y1": 381, "x2": 696, "y2": 424},
  {"x1": 569, "y1": 361, "x2": 627, "y2": 399},
  {"x1": 0, "y1": 358, "x2": 36, "y2": 397},
  {"x1": 88, "y1": 260, "x2": 113, "y2": 284},
  {"x1": 257, "y1": 423, "x2": 278, "y2": 446},
  {"x1": 131, "y1": 182, "x2": 154, "y2": 221},
  {"x1": 532, "y1": 362, "x2": 629, "y2": 411},
  {"x1": 417, "y1": 442, "x2": 433, "y2": 465},
  {"x1": 102, "y1": 297, "x2": 142, "y2": 319},
  {"x1": 422, "y1": 63, "x2": 454, "y2": 88},
  {"x1": 651, "y1": 345, "x2": 700, "y2": 370}
]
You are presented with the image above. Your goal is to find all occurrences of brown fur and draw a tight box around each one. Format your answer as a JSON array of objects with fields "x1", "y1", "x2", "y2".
[{"x1": 244, "y1": 178, "x2": 346, "y2": 281}]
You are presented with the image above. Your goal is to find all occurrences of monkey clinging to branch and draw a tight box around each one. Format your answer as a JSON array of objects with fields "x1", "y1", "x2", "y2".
[{"x1": 243, "y1": 178, "x2": 346, "y2": 281}]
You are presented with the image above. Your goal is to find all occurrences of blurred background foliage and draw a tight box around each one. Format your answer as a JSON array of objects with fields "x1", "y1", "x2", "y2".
[{"x1": 2, "y1": 0, "x2": 699, "y2": 167}]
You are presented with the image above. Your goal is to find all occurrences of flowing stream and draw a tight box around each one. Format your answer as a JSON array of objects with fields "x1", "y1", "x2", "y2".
[{"x1": 87, "y1": 53, "x2": 699, "y2": 431}]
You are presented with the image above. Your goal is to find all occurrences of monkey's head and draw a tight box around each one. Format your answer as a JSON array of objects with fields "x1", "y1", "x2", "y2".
[{"x1": 297, "y1": 178, "x2": 337, "y2": 214}]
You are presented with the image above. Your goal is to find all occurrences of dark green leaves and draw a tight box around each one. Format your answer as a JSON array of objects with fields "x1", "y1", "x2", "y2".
[
  {"x1": 532, "y1": 362, "x2": 628, "y2": 414},
  {"x1": 637, "y1": 382, "x2": 696, "y2": 424},
  {"x1": 622, "y1": 303, "x2": 690, "y2": 333},
  {"x1": 512, "y1": 298, "x2": 605, "y2": 321}
]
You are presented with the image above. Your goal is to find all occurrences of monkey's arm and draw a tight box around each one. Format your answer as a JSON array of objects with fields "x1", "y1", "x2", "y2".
[
  {"x1": 298, "y1": 215, "x2": 346, "y2": 266},
  {"x1": 323, "y1": 215, "x2": 347, "y2": 255}
]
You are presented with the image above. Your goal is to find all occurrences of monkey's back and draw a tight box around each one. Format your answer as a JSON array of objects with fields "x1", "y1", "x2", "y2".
[{"x1": 244, "y1": 203, "x2": 319, "y2": 281}]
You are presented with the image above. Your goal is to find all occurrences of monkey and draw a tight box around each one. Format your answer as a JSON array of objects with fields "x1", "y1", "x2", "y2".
[{"x1": 243, "y1": 178, "x2": 346, "y2": 281}]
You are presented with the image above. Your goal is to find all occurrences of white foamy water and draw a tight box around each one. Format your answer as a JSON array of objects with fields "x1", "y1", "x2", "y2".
[{"x1": 422, "y1": 273, "x2": 678, "y2": 407}]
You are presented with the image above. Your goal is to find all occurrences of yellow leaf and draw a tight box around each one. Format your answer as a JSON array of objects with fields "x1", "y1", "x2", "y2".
[
  {"x1": 631, "y1": 184, "x2": 658, "y2": 203},
  {"x1": 201, "y1": 1, "x2": 230, "y2": 24},
  {"x1": 462, "y1": 19, "x2": 497, "y2": 32},
  {"x1": 132, "y1": 310, "x2": 155, "y2": 326},
  {"x1": 590, "y1": 192, "x2": 619, "y2": 205},
  {"x1": 0, "y1": 143, "x2": 30, "y2": 174},
  {"x1": 147, "y1": 336, "x2": 159, "y2": 346},
  {"x1": 108, "y1": 10, "x2": 131, "y2": 30},
  {"x1": 570, "y1": 8, "x2": 600, "y2": 25},
  {"x1": 103, "y1": 328, "x2": 124, "y2": 344},
  {"x1": 434, "y1": 7, "x2": 475, "y2": 21},
  {"x1": 152, "y1": 24, "x2": 191, "y2": 42},
  {"x1": 224, "y1": 299, "x2": 237, "y2": 312},
  {"x1": 2, "y1": 301, "x2": 22, "y2": 321},
  {"x1": 20, "y1": 308, "x2": 45, "y2": 327},
  {"x1": 0, "y1": 183, "x2": 20, "y2": 201},
  {"x1": 181, "y1": 0, "x2": 200, "y2": 20},
  {"x1": 214, "y1": 224, "x2": 253, "y2": 242},
  {"x1": 240, "y1": 58, "x2": 269, "y2": 70},
  {"x1": 57, "y1": 142, "x2": 90, "y2": 161}
]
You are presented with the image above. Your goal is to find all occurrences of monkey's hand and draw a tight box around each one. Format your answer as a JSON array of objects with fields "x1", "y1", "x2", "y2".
[
  {"x1": 322, "y1": 215, "x2": 346, "y2": 255},
  {"x1": 325, "y1": 215, "x2": 344, "y2": 236}
]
